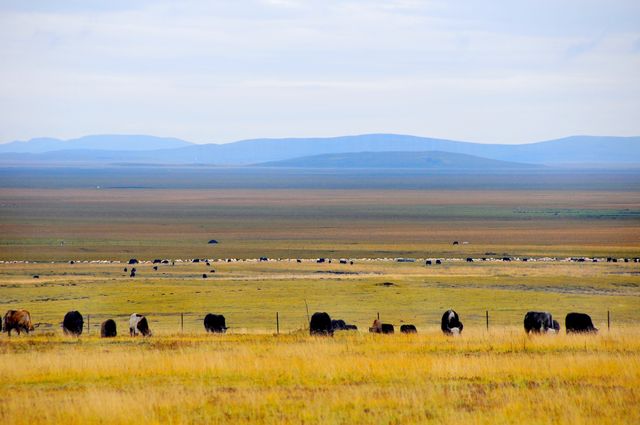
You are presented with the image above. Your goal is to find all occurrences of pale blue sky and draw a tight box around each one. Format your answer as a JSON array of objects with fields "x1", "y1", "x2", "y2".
[{"x1": 1, "y1": 0, "x2": 639, "y2": 144}]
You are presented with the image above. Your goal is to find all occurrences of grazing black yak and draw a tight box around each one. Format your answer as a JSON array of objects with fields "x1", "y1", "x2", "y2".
[
  {"x1": 400, "y1": 324, "x2": 417, "y2": 334},
  {"x1": 565, "y1": 312, "x2": 598, "y2": 334},
  {"x1": 204, "y1": 314, "x2": 227, "y2": 333},
  {"x1": 310, "y1": 312, "x2": 333, "y2": 336},
  {"x1": 100, "y1": 319, "x2": 117, "y2": 338},
  {"x1": 524, "y1": 311, "x2": 554, "y2": 334},
  {"x1": 63, "y1": 311, "x2": 84, "y2": 336}
]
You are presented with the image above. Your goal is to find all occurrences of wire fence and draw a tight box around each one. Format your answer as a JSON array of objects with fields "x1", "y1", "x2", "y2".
[{"x1": 17, "y1": 308, "x2": 622, "y2": 336}]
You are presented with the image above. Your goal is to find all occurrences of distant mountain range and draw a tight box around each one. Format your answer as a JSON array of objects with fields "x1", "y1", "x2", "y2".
[{"x1": 0, "y1": 134, "x2": 638, "y2": 167}]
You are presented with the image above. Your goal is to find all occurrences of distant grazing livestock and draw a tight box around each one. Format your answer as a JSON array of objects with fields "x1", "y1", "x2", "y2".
[
  {"x1": 193, "y1": 258, "x2": 200, "y2": 263},
  {"x1": 208, "y1": 239, "x2": 218, "y2": 244},
  {"x1": 128, "y1": 258, "x2": 138, "y2": 264},
  {"x1": 63, "y1": 311, "x2": 84, "y2": 336},
  {"x1": 296, "y1": 259, "x2": 302, "y2": 263},
  {"x1": 331, "y1": 319, "x2": 357, "y2": 331},
  {"x1": 129, "y1": 313, "x2": 151, "y2": 337},
  {"x1": 453, "y1": 241, "x2": 459, "y2": 245},
  {"x1": 33, "y1": 275, "x2": 39, "y2": 279},
  {"x1": 259, "y1": 257, "x2": 268, "y2": 262},
  {"x1": 153, "y1": 266, "x2": 158, "y2": 271},
  {"x1": 204, "y1": 314, "x2": 227, "y2": 333},
  {"x1": 100, "y1": 319, "x2": 117, "y2": 338},
  {"x1": 441, "y1": 310, "x2": 463, "y2": 335},
  {"x1": 124, "y1": 267, "x2": 128, "y2": 272},
  {"x1": 350, "y1": 261, "x2": 354, "y2": 265},
  {"x1": 503, "y1": 257, "x2": 511, "y2": 262},
  {"x1": 206, "y1": 262, "x2": 210, "y2": 266},
  {"x1": 435, "y1": 259, "x2": 442, "y2": 265},
  {"x1": 425, "y1": 260, "x2": 432, "y2": 266},
  {"x1": 153, "y1": 259, "x2": 162, "y2": 264},
  {"x1": 202, "y1": 274, "x2": 207, "y2": 279},
  {"x1": 369, "y1": 319, "x2": 394, "y2": 334},
  {"x1": 317, "y1": 258, "x2": 326, "y2": 263},
  {"x1": 400, "y1": 324, "x2": 417, "y2": 334},
  {"x1": 524, "y1": 311, "x2": 555, "y2": 334},
  {"x1": 130, "y1": 268, "x2": 136, "y2": 277},
  {"x1": 3, "y1": 309, "x2": 35, "y2": 336},
  {"x1": 565, "y1": 312, "x2": 598, "y2": 334},
  {"x1": 161, "y1": 260, "x2": 169, "y2": 264},
  {"x1": 551, "y1": 320, "x2": 561, "y2": 333},
  {"x1": 310, "y1": 312, "x2": 333, "y2": 336},
  {"x1": 466, "y1": 257, "x2": 473, "y2": 262},
  {"x1": 340, "y1": 259, "x2": 348, "y2": 264}
]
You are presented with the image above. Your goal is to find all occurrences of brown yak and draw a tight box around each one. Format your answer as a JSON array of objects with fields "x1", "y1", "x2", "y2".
[{"x1": 3, "y1": 310, "x2": 35, "y2": 336}]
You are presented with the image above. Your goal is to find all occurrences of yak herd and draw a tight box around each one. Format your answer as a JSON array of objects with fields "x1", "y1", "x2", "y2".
[{"x1": 1, "y1": 308, "x2": 599, "y2": 337}]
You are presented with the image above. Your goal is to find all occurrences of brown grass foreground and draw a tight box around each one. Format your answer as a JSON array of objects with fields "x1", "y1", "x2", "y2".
[{"x1": 1, "y1": 330, "x2": 639, "y2": 424}]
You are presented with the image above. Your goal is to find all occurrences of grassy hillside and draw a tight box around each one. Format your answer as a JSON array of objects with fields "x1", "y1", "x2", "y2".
[{"x1": 256, "y1": 151, "x2": 540, "y2": 169}]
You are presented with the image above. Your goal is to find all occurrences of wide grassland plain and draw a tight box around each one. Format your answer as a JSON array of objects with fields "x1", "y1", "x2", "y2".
[{"x1": 1, "y1": 168, "x2": 640, "y2": 424}]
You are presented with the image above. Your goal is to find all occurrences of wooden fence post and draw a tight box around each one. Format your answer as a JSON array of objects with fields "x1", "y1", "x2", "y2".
[
  {"x1": 607, "y1": 310, "x2": 610, "y2": 331},
  {"x1": 181, "y1": 313, "x2": 184, "y2": 333},
  {"x1": 377, "y1": 312, "x2": 380, "y2": 320},
  {"x1": 276, "y1": 312, "x2": 280, "y2": 335},
  {"x1": 485, "y1": 310, "x2": 489, "y2": 331}
]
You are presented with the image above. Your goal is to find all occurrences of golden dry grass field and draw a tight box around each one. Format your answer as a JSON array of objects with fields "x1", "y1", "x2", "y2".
[{"x1": 1, "y1": 186, "x2": 639, "y2": 424}]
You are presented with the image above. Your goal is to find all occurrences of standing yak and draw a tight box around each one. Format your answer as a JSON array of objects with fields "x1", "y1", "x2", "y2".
[
  {"x1": 524, "y1": 311, "x2": 555, "y2": 334},
  {"x1": 310, "y1": 312, "x2": 333, "y2": 336},
  {"x1": 63, "y1": 311, "x2": 84, "y2": 336},
  {"x1": 100, "y1": 319, "x2": 117, "y2": 338},
  {"x1": 565, "y1": 312, "x2": 598, "y2": 334},
  {"x1": 441, "y1": 309, "x2": 463, "y2": 335},
  {"x1": 3, "y1": 309, "x2": 35, "y2": 336},
  {"x1": 129, "y1": 313, "x2": 152, "y2": 337},
  {"x1": 204, "y1": 313, "x2": 227, "y2": 333}
]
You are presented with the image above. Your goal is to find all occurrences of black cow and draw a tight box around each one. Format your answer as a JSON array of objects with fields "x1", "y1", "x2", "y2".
[
  {"x1": 425, "y1": 260, "x2": 432, "y2": 265},
  {"x1": 153, "y1": 259, "x2": 162, "y2": 264},
  {"x1": 400, "y1": 324, "x2": 417, "y2": 334},
  {"x1": 317, "y1": 258, "x2": 326, "y2": 263},
  {"x1": 310, "y1": 312, "x2": 333, "y2": 336},
  {"x1": 128, "y1": 258, "x2": 138, "y2": 264},
  {"x1": 100, "y1": 319, "x2": 117, "y2": 338},
  {"x1": 339, "y1": 259, "x2": 348, "y2": 264},
  {"x1": 466, "y1": 257, "x2": 473, "y2": 262},
  {"x1": 565, "y1": 312, "x2": 598, "y2": 334},
  {"x1": 552, "y1": 319, "x2": 561, "y2": 333},
  {"x1": 435, "y1": 259, "x2": 442, "y2": 265},
  {"x1": 524, "y1": 311, "x2": 555, "y2": 334},
  {"x1": 331, "y1": 319, "x2": 357, "y2": 332},
  {"x1": 503, "y1": 257, "x2": 511, "y2": 262},
  {"x1": 331, "y1": 319, "x2": 346, "y2": 330},
  {"x1": 259, "y1": 257, "x2": 268, "y2": 262},
  {"x1": 441, "y1": 309, "x2": 463, "y2": 335},
  {"x1": 453, "y1": 241, "x2": 459, "y2": 245},
  {"x1": 153, "y1": 266, "x2": 158, "y2": 271},
  {"x1": 63, "y1": 311, "x2": 84, "y2": 336},
  {"x1": 202, "y1": 274, "x2": 207, "y2": 279},
  {"x1": 204, "y1": 313, "x2": 227, "y2": 333},
  {"x1": 130, "y1": 268, "x2": 136, "y2": 277}
]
